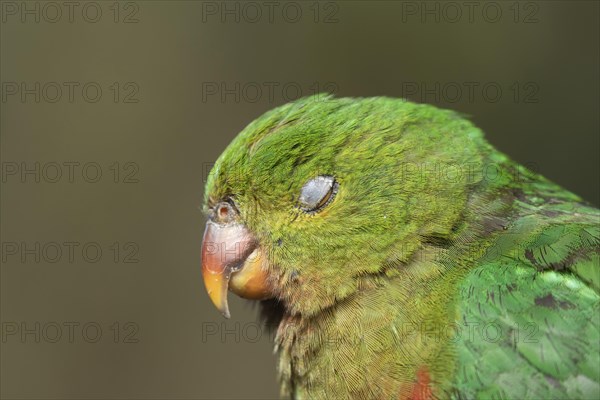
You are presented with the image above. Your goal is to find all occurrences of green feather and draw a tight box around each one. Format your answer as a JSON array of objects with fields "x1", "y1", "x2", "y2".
[{"x1": 204, "y1": 95, "x2": 599, "y2": 399}]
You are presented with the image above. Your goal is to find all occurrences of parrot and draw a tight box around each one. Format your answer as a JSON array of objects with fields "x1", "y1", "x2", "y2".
[{"x1": 200, "y1": 95, "x2": 600, "y2": 399}]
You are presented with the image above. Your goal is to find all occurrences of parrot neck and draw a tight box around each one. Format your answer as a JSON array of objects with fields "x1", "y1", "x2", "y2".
[
  {"x1": 268, "y1": 155, "x2": 534, "y2": 399},
  {"x1": 267, "y1": 151, "x2": 575, "y2": 398}
]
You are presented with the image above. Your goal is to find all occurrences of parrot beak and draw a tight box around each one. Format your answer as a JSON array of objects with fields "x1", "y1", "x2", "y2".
[{"x1": 201, "y1": 221, "x2": 272, "y2": 318}]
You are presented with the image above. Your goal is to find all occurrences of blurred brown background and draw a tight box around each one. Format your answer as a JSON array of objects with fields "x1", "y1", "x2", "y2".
[{"x1": 1, "y1": 1, "x2": 598, "y2": 399}]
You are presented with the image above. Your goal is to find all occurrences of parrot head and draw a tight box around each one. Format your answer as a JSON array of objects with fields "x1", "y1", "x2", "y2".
[{"x1": 202, "y1": 95, "x2": 485, "y2": 318}]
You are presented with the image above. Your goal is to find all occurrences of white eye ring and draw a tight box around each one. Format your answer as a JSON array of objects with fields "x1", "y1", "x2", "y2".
[{"x1": 298, "y1": 176, "x2": 338, "y2": 213}]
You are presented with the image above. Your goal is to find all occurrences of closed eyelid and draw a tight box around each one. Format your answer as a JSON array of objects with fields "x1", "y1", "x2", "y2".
[{"x1": 298, "y1": 176, "x2": 338, "y2": 213}]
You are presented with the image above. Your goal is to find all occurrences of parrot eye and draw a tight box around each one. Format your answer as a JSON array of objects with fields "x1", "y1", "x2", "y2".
[{"x1": 298, "y1": 176, "x2": 338, "y2": 213}]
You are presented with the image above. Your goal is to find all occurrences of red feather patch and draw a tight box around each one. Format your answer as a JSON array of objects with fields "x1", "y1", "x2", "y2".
[{"x1": 399, "y1": 367, "x2": 433, "y2": 400}]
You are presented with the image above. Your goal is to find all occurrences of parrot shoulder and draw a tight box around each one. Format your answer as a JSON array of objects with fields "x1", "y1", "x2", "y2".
[{"x1": 454, "y1": 192, "x2": 600, "y2": 399}]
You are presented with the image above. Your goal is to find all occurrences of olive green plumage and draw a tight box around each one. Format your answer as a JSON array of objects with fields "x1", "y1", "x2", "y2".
[{"x1": 204, "y1": 95, "x2": 600, "y2": 399}]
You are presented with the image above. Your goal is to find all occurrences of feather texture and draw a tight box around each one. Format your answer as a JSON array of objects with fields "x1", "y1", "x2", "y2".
[{"x1": 204, "y1": 95, "x2": 599, "y2": 399}]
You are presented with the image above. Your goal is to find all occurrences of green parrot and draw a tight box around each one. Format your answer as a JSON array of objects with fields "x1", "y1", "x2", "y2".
[{"x1": 201, "y1": 95, "x2": 599, "y2": 399}]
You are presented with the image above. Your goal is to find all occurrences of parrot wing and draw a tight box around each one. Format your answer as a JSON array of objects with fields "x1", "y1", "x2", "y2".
[{"x1": 454, "y1": 191, "x2": 600, "y2": 399}]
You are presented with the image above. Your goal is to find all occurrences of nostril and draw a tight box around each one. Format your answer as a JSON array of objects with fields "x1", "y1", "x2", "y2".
[
  {"x1": 218, "y1": 205, "x2": 230, "y2": 219},
  {"x1": 214, "y1": 201, "x2": 237, "y2": 223}
]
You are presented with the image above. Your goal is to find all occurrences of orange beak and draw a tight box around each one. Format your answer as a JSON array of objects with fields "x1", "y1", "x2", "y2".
[{"x1": 201, "y1": 221, "x2": 271, "y2": 318}]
